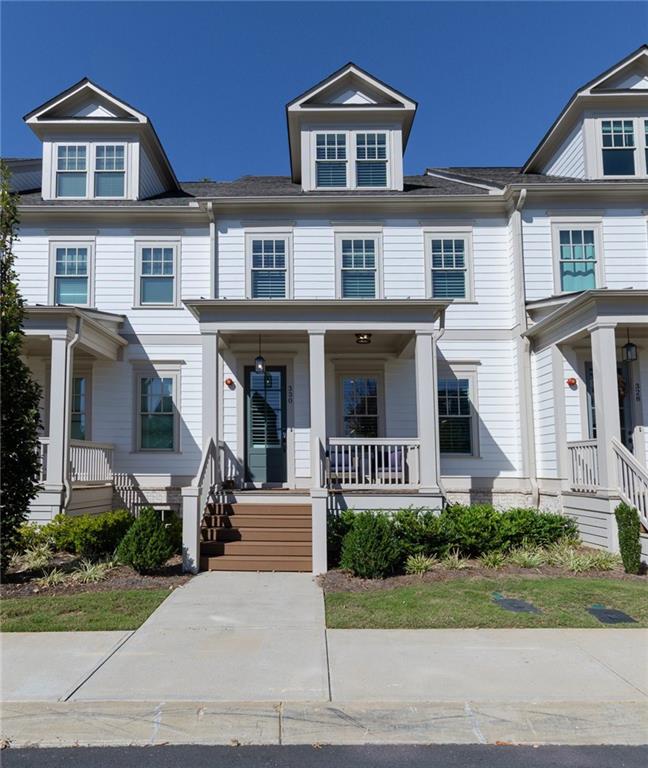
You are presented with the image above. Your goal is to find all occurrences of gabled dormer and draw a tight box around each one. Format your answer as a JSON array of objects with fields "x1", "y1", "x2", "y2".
[
  {"x1": 24, "y1": 78, "x2": 178, "y2": 201},
  {"x1": 524, "y1": 45, "x2": 648, "y2": 180},
  {"x1": 286, "y1": 63, "x2": 417, "y2": 192}
]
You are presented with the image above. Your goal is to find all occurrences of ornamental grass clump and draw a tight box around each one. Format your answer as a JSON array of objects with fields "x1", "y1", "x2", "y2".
[
  {"x1": 508, "y1": 545, "x2": 547, "y2": 569},
  {"x1": 441, "y1": 548, "x2": 470, "y2": 570},
  {"x1": 115, "y1": 507, "x2": 174, "y2": 573},
  {"x1": 339, "y1": 512, "x2": 400, "y2": 579},
  {"x1": 19, "y1": 543, "x2": 53, "y2": 572},
  {"x1": 479, "y1": 550, "x2": 507, "y2": 569},
  {"x1": 72, "y1": 558, "x2": 113, "y2": 584},
  {"x1": 36, "y1": 567, "x2": 67, "y2": 588},
  {"x1": 404, "y1": 553, "x2": 437, "y2": 576}
]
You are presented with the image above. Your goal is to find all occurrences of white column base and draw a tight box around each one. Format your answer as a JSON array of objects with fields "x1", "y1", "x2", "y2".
[
  {"x1": 310, "y1": 488, "x2": 328, "y2": 576},
  {"x1": 181, "y1": 486, "x2": 201, "y2": 574}
]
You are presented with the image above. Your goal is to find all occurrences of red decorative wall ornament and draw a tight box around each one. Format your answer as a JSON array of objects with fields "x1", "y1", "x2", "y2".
[
  {"x1": 566, "y1": 377, "x2": 577, "y2": 387},
  {"x1": 225, "y1": 377, "x2": 234, "y2": 387}
]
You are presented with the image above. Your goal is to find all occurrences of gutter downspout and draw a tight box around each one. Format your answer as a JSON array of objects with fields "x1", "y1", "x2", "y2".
[
  {"x1": 436, "y1": 308, "x2": 447, "y2": 502},
  {"x1": 207, "y1": 201, "x2": 216, "y2": 298},
  {"x1": 61, "y1": 317, "x2": 82, "y2": 512},
  {"x1": 512, "y1": 189, "x2": 540, "y2": 507}
]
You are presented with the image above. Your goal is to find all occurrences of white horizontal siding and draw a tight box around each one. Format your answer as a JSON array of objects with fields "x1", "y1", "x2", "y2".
[
  {"x1": 543, "y1": 123, "x2": 585, "y2": 178},
  {"x1": 13, "y1": 233, "x2": 49, "y2": 305},
  {"x1": 139, "y1": 146, "x2": 167, "y2": 199},
  {"x1": 532, "y1": 347, "x2": 557, "y2": 478},
  {"x1": 293, "y1": 225, "x2": 336, "y2": 299},
  {"x1": 383, "y1": 224, "x2": 425, "y2": 299},
  {"x1": 602, "y1": 213, "x2": 648, "y2": 290},
  {"x1": 521, "y1": 211, "x2": 554, "y2": 301}
]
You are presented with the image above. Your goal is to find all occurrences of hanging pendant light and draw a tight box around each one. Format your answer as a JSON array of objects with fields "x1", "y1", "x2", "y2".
[
  {"x1": 255, "y1": 334, "x2": 266, "y2": 373},
  {"x1": 623, "y1": 328, "x2": 637, "y2": 362}
]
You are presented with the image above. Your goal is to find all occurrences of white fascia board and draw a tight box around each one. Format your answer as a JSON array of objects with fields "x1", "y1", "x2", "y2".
[{"x1": 25, "y1": 81, "x2": 147, "y2": 124}]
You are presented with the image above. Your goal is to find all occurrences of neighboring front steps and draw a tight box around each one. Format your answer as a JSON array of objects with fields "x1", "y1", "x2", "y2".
[{"x1": 199, "y1": 502, "x2": 312, "y2": 572}]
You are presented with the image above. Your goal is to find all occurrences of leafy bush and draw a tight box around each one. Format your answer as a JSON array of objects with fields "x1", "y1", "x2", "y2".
[
  {"x1": 46, "y1": 509, "x2": 134, "y2": 558},
  {"x1": 404, "y1": 553, "x2": 437, "y2": 575},
  {"x1": 115, "y1": 507, "x2": 174, "y2": 573},
  {"x1": 339, "y1": 512, "x2": 400, "y2": 579},
  {"x1": 499, "y1": 508, "x2": 578, "y2": 550},
  {"x1": 615, "y1": 502, "x2": 642, "y2": 575},
  {"x1": 438, "y1": 504, "x2": 504, "y2": 557},
  {"x1": 392, "y1": 508, "x2": 443, "y2": 558},
  {"x1": 162, "y1": 513, "x2": 182, "y2": 555},
  {"x1": 16, "y1": 522, "x2": 50, "y2": 552},
  {"x1": 327, "y1": 509, "x2": 356, "y2": 567}
]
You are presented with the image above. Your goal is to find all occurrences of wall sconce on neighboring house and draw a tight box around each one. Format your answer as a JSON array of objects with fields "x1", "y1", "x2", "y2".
[
  {"x1": 355, "y1": 333, "x2": 372, "y2": 345},
  {"x1": 255, "y1": 335, "x2": 266, "y2": 373},
  {"x1": 623, "y1": 329, "x2": 637, "y2": 362},
  {"x1": 566, "y1": 377, "x2": 577, "y2": 387}
]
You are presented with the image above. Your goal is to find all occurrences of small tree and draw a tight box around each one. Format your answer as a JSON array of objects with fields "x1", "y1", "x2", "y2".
[{"x1": 1, "y1": 161, "x2": 42, "y2": 575}]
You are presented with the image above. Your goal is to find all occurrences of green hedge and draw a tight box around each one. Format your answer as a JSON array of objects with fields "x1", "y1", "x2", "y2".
[
  {"x1": 330, "y1": 504, "x2": 579, "y2": 578},
  {"x1": 45, "y1": 509, "x2": 134, "y2": 558},
  {"x1": 116, "y1": 507, "x2": 175, "y2": 573},
  {"x1": 614, "y1": 502, "x2": 642, "y2": 575}
]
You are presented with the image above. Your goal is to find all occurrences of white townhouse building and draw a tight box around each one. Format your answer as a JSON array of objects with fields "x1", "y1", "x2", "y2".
[{"x1": 8, "y1": 46, "x2": 648, "y2": 573}]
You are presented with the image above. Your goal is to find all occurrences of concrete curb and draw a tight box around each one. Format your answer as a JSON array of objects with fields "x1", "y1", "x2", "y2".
[{"x1": 2, "y1": 699, "x2": 647, "y2": 747}]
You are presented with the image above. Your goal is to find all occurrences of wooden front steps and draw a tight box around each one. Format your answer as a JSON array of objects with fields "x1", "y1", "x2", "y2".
[{"x1": 199, "y1": 502, "x2": 312, "y2": 572}]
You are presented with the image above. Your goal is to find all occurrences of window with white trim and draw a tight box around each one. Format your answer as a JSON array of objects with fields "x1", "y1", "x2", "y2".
[
  {"x1": 430, "y1": 237, "x2": 468, "y2": 299},
  {"x1": 137, "y1": 244, "x2": 177, "y2": 305},
  {"x1": 54, "y1": 246, "x2": 90, "y2": 305},
  {"x1": 601, "y1": 120, "x2": 635, "y2": 176},
  {"x1": 356, "y1": 132, "x2": 387, "y2": 187},
  {"x1": 341, "y1": 375, "x2": 379, "y2": 437},
  {"x1": 250, "y1": 238, "x2": 287, "y2": 298},
  {"x1": 315, "y1": 133, "x2": 347, "y2": 187},
  {"x1": 138, "y1": 375, "x2": 176, "y2": 451},
  {"x1": 94, "y1": 144, "x2": 125, "y2": 197},
  {"x1": 438, "y1": 377, "x2": 474, "y2": 454},
  {"x1": 558, "y1": 228, "x2": 597, "y2": 292},
  {"x1": 339, "y1": 238, "x2": 377, "y2": 298},
  {"x1": 56, "y1": 145, "x2": 87, "y2": 197},
  {"x1": 71, "y1": 376, "x2": 87, "y2": 441}
]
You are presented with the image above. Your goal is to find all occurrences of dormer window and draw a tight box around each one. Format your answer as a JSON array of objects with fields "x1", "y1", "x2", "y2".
[
  {"x1": 56, "y1": 145, "x2": 87, "y2": 197},
  {"x1": 356, "y1": 133, "x2": 387, "y2": 187},
  {"x1": 601, "y1": 120, "x2": 635, "y2": 176},
  {"x1": 316, "y1": 133, "x2": 347, "y2": 187},
  {"x1": 95, "y1": 144, "x2": 125, "y2": 197}
]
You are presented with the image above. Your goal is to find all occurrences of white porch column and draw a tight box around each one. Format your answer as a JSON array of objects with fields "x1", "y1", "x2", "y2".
[
  {"x1": 308, "y1": 330, "x2": 327, "y2": 574},
  {"x1": 415, "y1": 331, "x2": 441, "y2": 493},
  {"x1": 590, "y1": 323, "x2": 621, "y2": 492},
  {"x1": 45, "y1": 334, "x2": 72, "y2": 504},
  {"x1": 201, "y1": 331, "x2": 219, "y2": 451}
]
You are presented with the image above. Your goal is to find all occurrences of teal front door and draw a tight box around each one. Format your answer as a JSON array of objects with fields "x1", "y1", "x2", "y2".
[{"x1": 245, "y1": 366, "x2": 287, "y2": 484}]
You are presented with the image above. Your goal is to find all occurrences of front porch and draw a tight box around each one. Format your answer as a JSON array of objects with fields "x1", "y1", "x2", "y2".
[
  {"x1": 526, "y1": 290, "x2": 648, "y2": 551},
  {"x1": 24, "y1": 307, "x2": 126, "y2": 521},
  {"x1": 182, "y1": 299, "x2": 450, "y2": 573}
]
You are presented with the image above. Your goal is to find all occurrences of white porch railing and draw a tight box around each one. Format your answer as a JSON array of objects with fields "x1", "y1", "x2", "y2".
[
  {"x1": 567, "y1": 439, "x2": 600, "y2": 493},
  {"x1": 612, "y1": 437, "x2": 648, "y2": 530},
  {"x1": 69, "y1": 440, "x2": 114, "y2": 484},
  {"x1": 327, "y1": 438, "x2": 421, "y2": 489},
  {"x1": 38, "y1": 437, "x2": 50, "y2": 482}
]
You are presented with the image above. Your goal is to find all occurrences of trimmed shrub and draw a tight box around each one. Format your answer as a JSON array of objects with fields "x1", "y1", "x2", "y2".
[
  {"x1": 438, "y1": 504, "x2": 503, "y2": 557},
  {"x1": 340, "y1": 512, "x2": 400, "y2": 579},
  {"x1": 115, "y1": 507, "x2": 174, "y2": 573},
  {"x1": 163, "y1": 513, "x2": 182, "y2": 555},
  {"x1": 16, "y1": 522, "x2": 49, "y2": 552},
  {"x1": 45, "y1": 509, "x2": 134, "y2": 558},
  {"x1": 615, "y1": 502, "x2": 642, "y2": 575},
  {"x1": 327, "y1": 509, "x2": 356, "y2": 567},
  {"x1": 392, "y1": 508, "x2": 444, "y2": 558},
  {"x1": 499, "y1": 508, "x2": 578, "y2": 550}
]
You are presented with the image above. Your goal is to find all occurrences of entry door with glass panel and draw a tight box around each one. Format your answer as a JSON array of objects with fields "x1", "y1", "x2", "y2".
[
  {"x1": 245, "y1": 366, "x2": 287, "y2": 484},
  {"x1": 585, "y1": 361, "x2": 634, "y2": 451}
]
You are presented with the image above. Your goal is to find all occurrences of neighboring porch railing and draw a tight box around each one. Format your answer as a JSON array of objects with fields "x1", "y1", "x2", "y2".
[
  {"x1": 612, "y1": 437, "x2": 648, "y2": 530},
  {"x1": 327, "y1": 438, "x2": 420, "y2": 489},
  {"x1": 69, "y1": 440, "x2": 114, "y2": 484},
  {"x1": 38, "y1": 437, "x2": 50, "y2": 482},
  {"x1": 567, "y1": 439, "x2": 599, "y2": 493}
]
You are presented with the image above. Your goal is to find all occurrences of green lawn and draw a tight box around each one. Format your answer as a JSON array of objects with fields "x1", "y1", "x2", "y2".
[
  {"x1": 0, "y1": 589, "x2": 169, "y2": 632},
  {"x1": 326, "y1": 577, "x2": 648, "y2": 629}
]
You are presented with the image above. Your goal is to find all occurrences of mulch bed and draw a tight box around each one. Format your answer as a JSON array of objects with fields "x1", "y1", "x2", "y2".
[
  {"x1": 1, "y1": 554, "x2": 191, "y2": 598},
  {"x1": 318, "y1": 563, "x2": 646, "y2": 594}
]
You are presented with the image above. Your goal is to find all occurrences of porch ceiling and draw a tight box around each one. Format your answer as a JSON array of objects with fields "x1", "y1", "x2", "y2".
[{"x1": 220, "y1": 329, "x2": 413, "y2": 355}]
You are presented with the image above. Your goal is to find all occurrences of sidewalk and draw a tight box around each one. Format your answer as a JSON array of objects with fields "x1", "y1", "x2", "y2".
[{"x1": 1, "y1": 573, "x2": 647, "y2": 746}]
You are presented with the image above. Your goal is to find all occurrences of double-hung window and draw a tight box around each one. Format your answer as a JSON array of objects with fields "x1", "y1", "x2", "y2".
[
  {"x1": 315, "y1": 133, "x2": 347, "y2": 187},
  {"x1": 341, "y1": 376, "x2": 379, "y2": 437},
  {"x1": 56, "y1": 145, "x2": 87, "y2": 197},
  {"x1": 53, "y1": 245, "x2": 90, "y2": 305},
  {"x1": 425, "y1": 232, "x2": 472, "y2": 300},
  {"x1": 557, "y1": 228, "x2": 597, "y2": 292},
  {"x1": 339, "y1": 237, "x2": 378, "y2": 298},
  {"x1": 250, "y1": 238, "x2": 287, "y2": 298},
  {"x1": 95, "y1": 144, "x2": 125, "y2": 197},
  {"x1": 137, "y1": 244, "x2": 177, "y2": 305},
  {"x1": 438, "y1": 377, "x2": 474, "y2": 455},
  {"x1": 356, "y1": 132, "x2": 387, "y2": 187},
  {"x1": 601, "y1": 120, "x2": 635, "y2": 176},
  {"x1": 138, "y1": 375, "x2": 175, "y2": 451}
]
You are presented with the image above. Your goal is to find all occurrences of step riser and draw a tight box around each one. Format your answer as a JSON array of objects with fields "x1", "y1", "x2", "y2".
[
  {"x1": 201, "y1": 544, "x2": 311, "y2": 557},
  {"x1": 203, "y1": 515, "x2": 312, "y2": 529},
  {"x1": 206, "y1": 504, "x2": 311, "y2": 516},
  {"x1": 201, "y1": 528, "x2": 311, "y2": 542},
  {"x1": 200, "y1": 557, "x2": 312, "y2": 573}
]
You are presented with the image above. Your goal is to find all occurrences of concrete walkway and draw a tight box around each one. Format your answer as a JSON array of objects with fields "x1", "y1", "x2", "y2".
[{"x1": 1, "y1": 573, "x2": 647, "y2": 746}]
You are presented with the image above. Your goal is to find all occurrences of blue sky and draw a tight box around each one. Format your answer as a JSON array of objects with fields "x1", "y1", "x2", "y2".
[{"x1": 1, "y1": 1, "x2": 646, "y2": 180}]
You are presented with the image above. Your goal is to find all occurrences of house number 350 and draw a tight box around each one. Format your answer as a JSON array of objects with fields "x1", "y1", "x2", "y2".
[{"x1": 288, "y1": 385, "x2": 294, "y2": 405}]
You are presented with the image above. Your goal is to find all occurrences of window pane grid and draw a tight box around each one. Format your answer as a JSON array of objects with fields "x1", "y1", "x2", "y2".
[
  {"x1": 601, "y1": 120, "x2": 634, "y2": 148},
  {"x1": 438, "y1": 378, "x2": 472, "y2": 453},
  {"x1": 316, "y1": 133, "x2": 347, "y2": 187},
  {"x1": 57, "y1": 145, "x2": 87, "y2": 171},
  {"x1": 341, "y1": 239, "x2": 376, "y2": 298},
  {"x1": 558, "y1": 229, "x2": 597, "y2": 292},
  {"x1": 55, "y1": 247, "x2": 88, "y2": 276},
  {"x1": 356, "y1": 133, "x2": 387, "y2": 187},
  {"x1": 140, "y1": 247, "x2": 174, "y2": 304},
  {"x1": 343, "y1": 377, "x2": 378, "y2": 438},
  {"x1": 430, "y1": 238, "x2": 467, "y2": 299},
  {"x1": 140, "y1": 377, "x2": 174, "y2": 450},
  {"x1": 95, "y1": 145, "x2": 125, "y2": 171},
  {"x1": 251, "y1": 239, "x2": 287, "y2": 298},
  {"x1": 54, "y1": 246, "x2": 89, "y2": 305},
  {"x1": 316, "y1": 133, "x2": 346, "y2": 160},
  {"x1": 356, "y1": 133, "x2": 387, "y2": 160},
  {"x1": 601, "y1": 120, "x2": 635, "y2": 175},
  {"x1": 71, "y1": 376, "x2": 86, "y2": 441}
]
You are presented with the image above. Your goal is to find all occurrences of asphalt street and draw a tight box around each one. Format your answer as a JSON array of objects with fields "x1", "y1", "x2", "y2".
[{"x1": 3, "y1": 745, "x2": 648, "y2": 768}]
